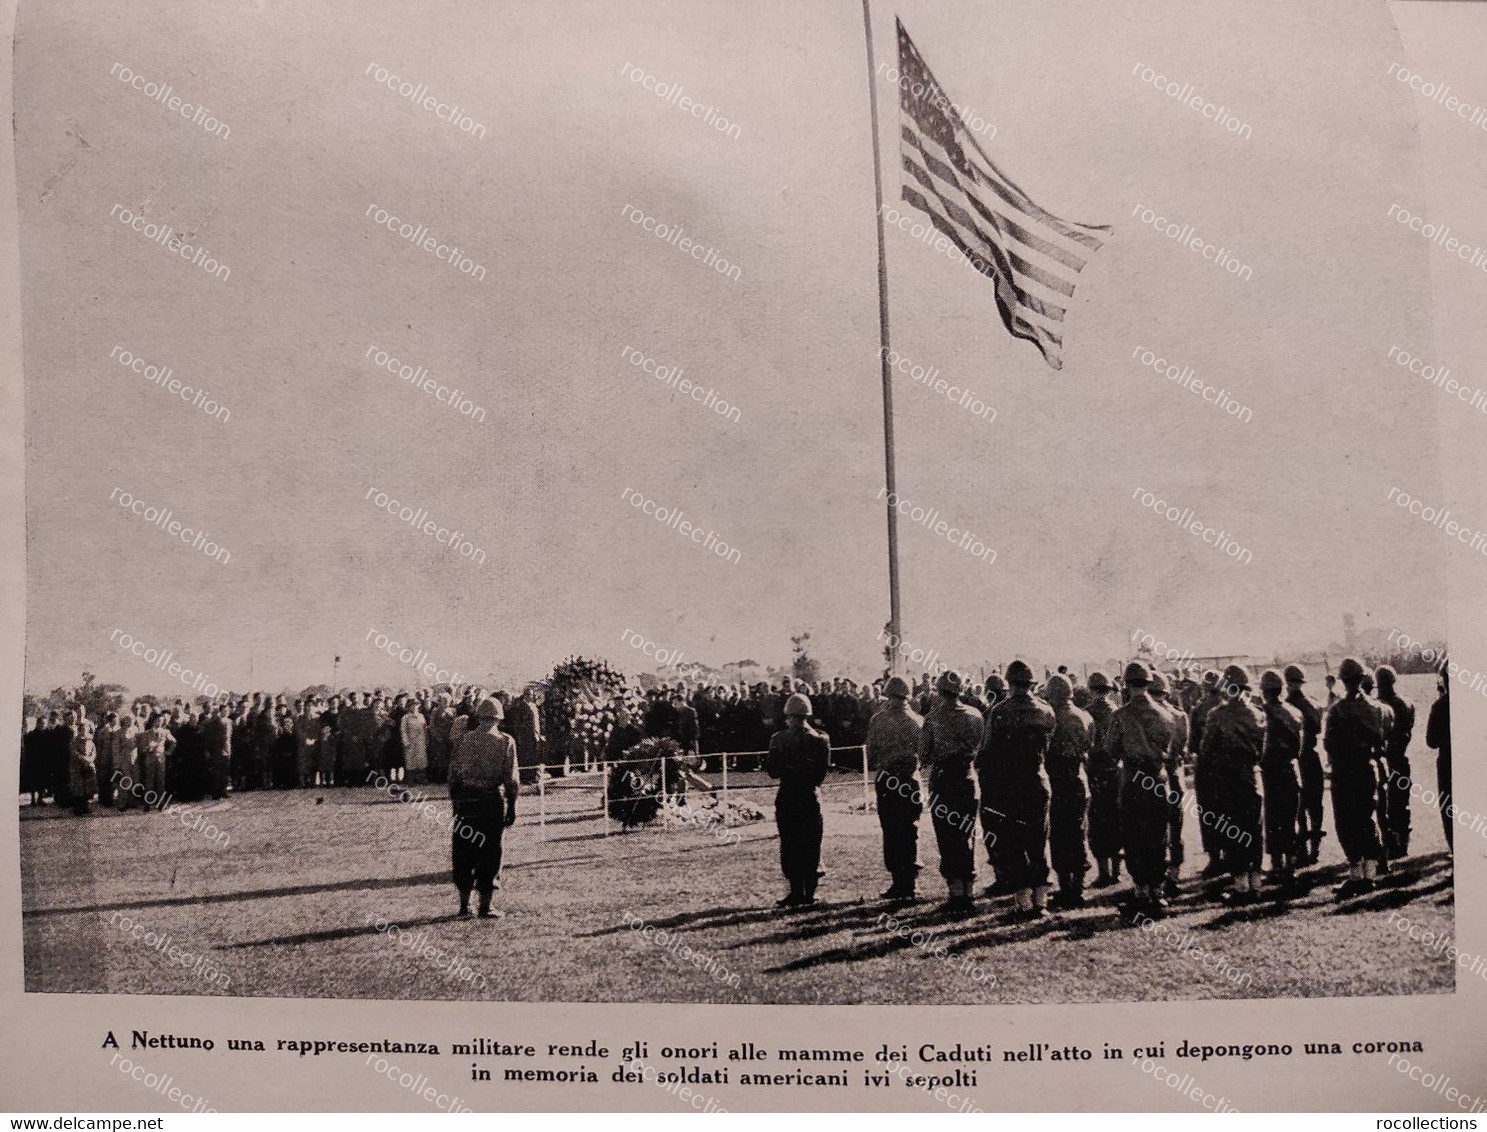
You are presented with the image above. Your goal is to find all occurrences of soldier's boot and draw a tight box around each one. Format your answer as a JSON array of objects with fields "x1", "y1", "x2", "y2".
[
  {"x1": 1359, "y1": 859, "x2": 1379, "y2": 893},
  {"x1": 1011, "y1": 889, "x2": 1032, "y2": 919},
  {"x1": 1092, "y1": 861, "x2": 1113, "y2": 888},
  {"x1": 456, "y1": 887, "x2": 472, "y2": 918},
  {"x1": 1031, "y1": 885, "x2": 1049, "y2": 917},
  {"x1": 477, "y1": 889, "x2": 495, "y2": 918},
  {"x1": 1334, "y1": 862, "x2": 1366, "y2": 899}
]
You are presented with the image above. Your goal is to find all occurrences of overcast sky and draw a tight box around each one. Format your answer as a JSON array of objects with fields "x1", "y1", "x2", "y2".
[{"x1": 18, "y1": 0, "x2": 1447, "y2": 696}]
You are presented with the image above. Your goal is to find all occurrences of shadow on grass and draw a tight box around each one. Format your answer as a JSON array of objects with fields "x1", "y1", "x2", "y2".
[{"x1": 221, "y1": 912, "x2": 462, "y2": 950}]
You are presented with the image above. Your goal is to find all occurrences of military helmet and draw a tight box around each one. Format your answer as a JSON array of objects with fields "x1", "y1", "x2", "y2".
[
  {"x1": 1222, "y1": 664, "x2": 1250, "y2": 692},
  {"x1": 1045, "y1": 673, "x2": 1072, "y2": 700},
  {"x1": 985, "y1": 673, "x2": 1008, "y2": 696},
  {"x1": 1259, "y1": 669, "x2": 1284, "y2": 694},
  {"x1": 1148, "y1": 670, "x2": 1169, "y2": 695},
  {"x1": 1004, "y1": 659, "x2": 1034, "y2": 686},
  {"x1": 883, "y1": 676, "x2": 911, "y2": 699},
  {"x1": 1375, "y1": 664, "x2": 1398, "y2": 687},
  {"x1": 1337, "y1": 657, "x2": 1366, "y2": 683},
  {"x1": 1086, "y1": 670, "x2": 1112, "y2": 693},
  {"x1": 1122, "y1": 661, "x2": 1151, "y2": 686},
  {"x1": 936, "y1": 670, "x2": 965, "y2": 696},
  {"x1": 1202, "y1": 668, "x2": 1221, "y2": 689},
  {"x1": 477, "y1": 698, "x2": 503, "y2": 721},
  {"x1": 784, "y1": 693, "x2": 813, "y2": 717},
  {"x1": 1283, "y1": 664, "x2": 1307, "y2": 685}
]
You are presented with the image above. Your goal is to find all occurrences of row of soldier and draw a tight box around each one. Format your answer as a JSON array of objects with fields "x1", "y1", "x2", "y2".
[{"x1": 765, "y1": 659, "x2": 1452, "y2": 917}]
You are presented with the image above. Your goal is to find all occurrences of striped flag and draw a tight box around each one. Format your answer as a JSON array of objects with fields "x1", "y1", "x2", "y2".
[{"x1": 894, "y1": 18, "x2": 1111, "y2": 370}]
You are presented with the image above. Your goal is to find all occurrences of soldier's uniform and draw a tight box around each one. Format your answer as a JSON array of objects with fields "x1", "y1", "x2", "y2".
[
  {"x1": 980, "y1": 662, "x2": 1058, "y2": 917},
  {"x1": 448, "y1": 699, "x2": 519, "y2": 918},
  {"x1": 1149, "y1": 673, "x2": 1188, "y2": 894},
  {"x1": 1284, "y1": 666, "x2": 1326, "y2": 864},
  {"x1": 766, "y1": 694, "x2": 831, "y2": 907},
  {"x1": 1188, "y1": 671, "x2": 1226, "y2": 875},
  {"x1": 1323, "y1": 658, "x2": 1386, "y2": 897},
  {"x1": 1200, "y1": 666, "x2": 1266, "y2": 902},
  {"x1": 919, "y1": 671, "x2": 983, "y2": 913},
  {"x1": 865, "y1": 678, "x2": 924, "y2": 900},
  {"x1": 1376, "y1": 667, "x2": 1415, "y2": 859},
  {"x1": 1258, "y1": 671, "x2": 1303, "y2": 882},
  {"x1": 1084, "y1": 672, "x2": 1123, "y2": 886},
  {"x1": 1046, "y1": 676, "x2": 1094, "y2": 909},
  {"x1": 1425, "y1": 682, "x2": 1451, "y2": 852},
  {"x1": 1105, "y1": 663, "x2": 1177, "y2": 913}
]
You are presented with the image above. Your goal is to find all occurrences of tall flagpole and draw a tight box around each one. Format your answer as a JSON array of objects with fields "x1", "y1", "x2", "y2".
[{"x1": 861, "y1": 0, "x2": 903, "y2": 673}]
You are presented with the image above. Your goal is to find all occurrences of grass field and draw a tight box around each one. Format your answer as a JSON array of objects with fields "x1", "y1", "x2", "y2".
[{"x1": 20, "y1": 708, "x2": 1456, "y2": 1005}]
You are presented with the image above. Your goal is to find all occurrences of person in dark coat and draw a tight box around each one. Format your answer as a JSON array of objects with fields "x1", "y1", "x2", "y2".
[
  {"x1": 765, "y1": 693, "x2": 830, "y2": 908},
  {"x1": 172, "y1": 709, "x2": 207, "y2": 802},
  {"x1": 202, "y1": 704, "x2": 232, "y2": 799},
  {"x1": 21, "y1": 716, "x2": 47, "y2": 804},
  {"x1": 1375, "y1": 666, "x2": 1415, "y2": 859},
  {"x1": 1425, "y1": 675, "x2": 1451, "y2": 854},
  {"x1": 1201, "y1": 665, "x2": 1266, "y2": 904},
  {"x1": 448, "y1": 699, "x2": 519, "y2": 918},
  {"x1": 1323, "y1": 657, "x2": 1386, "y2": 899}
]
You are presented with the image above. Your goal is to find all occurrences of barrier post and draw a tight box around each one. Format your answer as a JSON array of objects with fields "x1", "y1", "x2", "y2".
[
  {"x1": 722, "y1": 754, "x2": 729, "y2": 814},
  {"x1": 602, "y1": 762, "x2": 611, "y2": 837},
  {"x1": 538, "y1": 769, "x2": 547, "y2": 839},
  {"x1": 660, "y1": 756, "x2": 670, "y2": 829},
  {"x1": 861, "y1": 745, "x2": 871, "y2": 812}
]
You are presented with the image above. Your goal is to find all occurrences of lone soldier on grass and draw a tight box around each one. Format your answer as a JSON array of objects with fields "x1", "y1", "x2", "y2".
[
  {"x1": 1258, "y1": 669, "x2": 1304, "y2": 887},
  {"x1": 1084, "y1": 671, "x2": 1123, "y2": 888},
  {"x1": 866, "y1": 676, "x2": 924, "y2": 902},
  {"x1": 448, "y1": 699, "x2": 519, "y2": 919},
  {"x1": 1284, "y1": 664, "x2": 1326, "y2": 865},
  {"x1": 1323, "y1": 657, "x2": 1386, "y2": 898},
  {"x1": 980, "y1": 660, "x2": 1057, "y2": 919},
  {"x1": 1201, "y1": 665, "x2": 1266, "y2": 904},
  {"x1": 1105, "y1": 662, "x2": 1177, "y2": 916},
  {"x1": 919, "y1": 670, "x2": 984, "y2": 914},
  {"x1": 1375, "y1": 665, "x2": 1415, "y2": 859},
  {"x1": 766, "y1": 693, "x2": 830, "y2": 908}
]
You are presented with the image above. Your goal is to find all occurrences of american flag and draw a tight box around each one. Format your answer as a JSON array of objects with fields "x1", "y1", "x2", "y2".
[{"x1": 894, "y1": 18, "x2": 1111, "y2": 370}]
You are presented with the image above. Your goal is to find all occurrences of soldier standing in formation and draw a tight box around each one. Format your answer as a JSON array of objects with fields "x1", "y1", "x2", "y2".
[
  {"x1": 1148, "y1": 672, "x2": 1187, "y2": 899},
  {"x1": 1375, "y1": 665, "x2": 1415, "y2": 859},
  {"x1": 1323, "y1": 657, "x2": 1386, "y2": 898},
  {"x1": 766, "y1": 693, "x2": 830, "y2": 907},
  {"x1": 1084, "y1": 671, "x2": 1122, "y2": 888},
  {"x1": 1425, "y1": 675, "x2": 1451, "y2": 855},
  {"x1": 1044, "y1": 674, "x2": 1093, "y2": 910},
  {"x1": 919, "y1": 670, "x2": 983, "y2": 914},
  {"x1": 1188, "y1": 669, "x2": 1225, "y2": 877},
  {"x1": 1201, "y1": 666, "x2": 1265, "y2": 904},
  {"x1": 979, "y1": 661, "x2": 1056, "y2": 919},
  {"x1": 865, "y1": 676, "x2": 923, "y2": 901},
  {"x1": 1284, "y1": 665, "x2": 1326, "y2": 864},
  {"x1": 1258, "y1": 669, "x2": 1303, "y2": 886},
  {"x1": 1104, "y1": 662, "x2": 1176, "y2": 915}
]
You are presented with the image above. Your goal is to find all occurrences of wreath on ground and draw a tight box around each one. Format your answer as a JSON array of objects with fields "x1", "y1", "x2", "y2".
[{"x1": 606, "y1": 736, "x2": 678, "y2": 829}]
